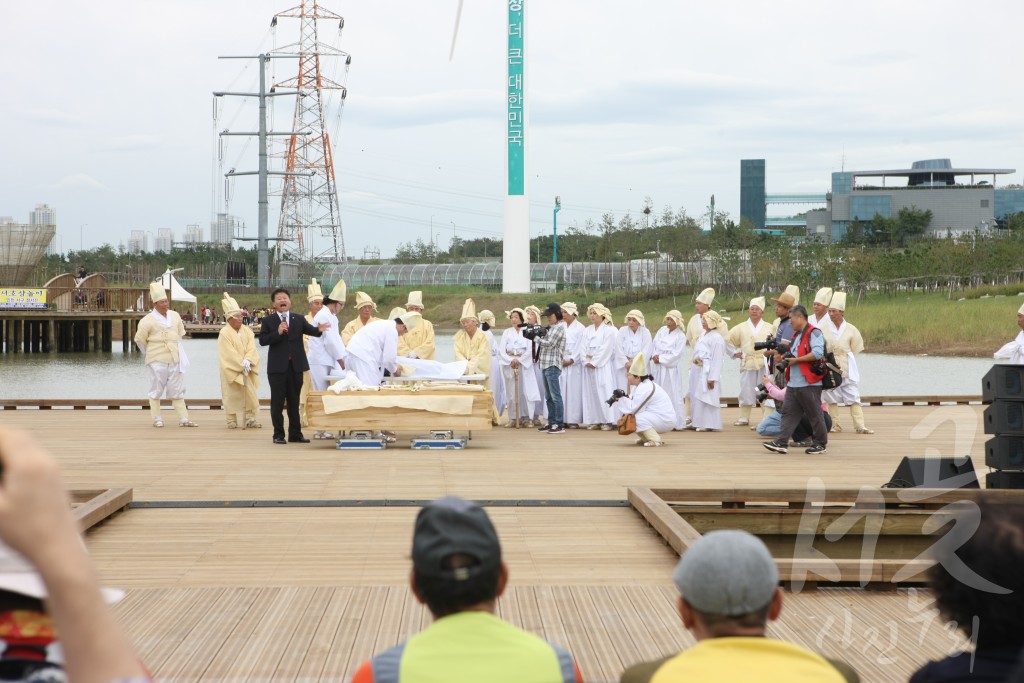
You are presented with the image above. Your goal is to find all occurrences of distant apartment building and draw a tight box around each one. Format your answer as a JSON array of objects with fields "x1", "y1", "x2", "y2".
[
  {"x1": 183, "y1": 224, "x2": 203, "y2": 244},
  {"x1": 29, "y1": 203, "x2": 59, "y2": 255},
  {"x1": 155, "y1": 228, "x2": 174, "y2": 253},
  {"x1": 210, "y1": 213, "x2": 244, "y2": 246},
  {"x1": 127, "y1": 230, "x2": 149, "y2": 255}
]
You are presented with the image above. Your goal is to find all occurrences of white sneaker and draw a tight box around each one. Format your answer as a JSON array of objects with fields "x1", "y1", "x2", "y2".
[
  {"x1": 855, "y1": 427, "x2": 874, "y2": 434},
  {"x1": 733, "y1": 419, "x2": 749, "y2": 426},
  {"x1": 153, "y1": 418, "x2": 164, "y2": 428},
  {"x1": 178, "y1": 419, "x2": 199, "y2": 428}
]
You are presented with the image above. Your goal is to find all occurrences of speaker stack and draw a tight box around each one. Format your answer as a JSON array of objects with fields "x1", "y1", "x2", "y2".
[{"x1": 982, "y1": 364, "x2": 1024, "y2": 489}]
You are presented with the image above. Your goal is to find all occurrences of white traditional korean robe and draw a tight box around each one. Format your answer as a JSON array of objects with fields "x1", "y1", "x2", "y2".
[
  {"x1": 650, "y1": 325, "x2": 687, "y2": 430},
  {"x1": 560, "y1": 318, "x2": 587, "y2": 426},
  {"x1": 688, "y1": 329, "x2": 725, "y2": 430},
  {"x1": 341, "y1": 315, "x2": 378, "y2": 345},
  {"x1": 821, "y1": 319, "x2": 866, "y2": 406},
  {"x1": 726, "y1": 318, "x2": 771, "y2": 408},
  {"x1": 616, "y1": 325, "x2": 653, "y2": 393},
  {"x1": 346, "y1": 319, "x2": 400, "y2": 386},
  {"x1": 613, "y1": 379, "x2": 677, "y2": 435},
  {"x1": 994, "y1": 331, "x2": 1024, "y2": 365},
  {"x1": 484, "y1": 328, "x2": 506, "y2": 417},
  {"x1": 498, "y1": 326, "x2": 540, "y2": 420},
  {"x1": 308, "y1": 307, "x2": 347, "y2": 391},
  {"x1": 581, "y1": 321, "x2": 617, "y2": 426}
]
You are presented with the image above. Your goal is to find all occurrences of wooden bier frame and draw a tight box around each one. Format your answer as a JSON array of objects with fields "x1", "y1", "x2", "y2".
[
  {"x1": 628, "y1": 486, "x2": 1024, "y2": 590},
  {"x1": 305, "y1": 389, "x2": 493, "y2": 433}
]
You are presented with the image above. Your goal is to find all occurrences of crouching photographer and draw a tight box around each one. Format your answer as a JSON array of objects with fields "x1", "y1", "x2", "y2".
[{"x1": 762, "y1": 305, "x2": 830, "y2": 455}]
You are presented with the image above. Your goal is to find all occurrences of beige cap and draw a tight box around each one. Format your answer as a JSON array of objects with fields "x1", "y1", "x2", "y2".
[
  {"x1": 829, "y1": 291, "x2": 848, "y2": 312},
  {"x1": 221, "y1": 291, "x2": 242, "y2": 318},
  {"x1": 664, "y1": 310, "x2": 684, "y2": 328},
  {"x1": 479, "y1": 309, "x2": 496, "y2": 326},
  {"x1": 524, "y1": 305, "x2": 542, "y2": 322},
  {"x1": 354, "y1": 291, "x2": 376, "y2": 311},
  {"x1": 398, "y1": 310, "x2": 422, "y2": 331},
  {"x1": 629, "y1": 352, "x2": 649, "y2": 376},
  {"x1": 505, "y1": 307, "x2": 526, "y2": 322},
  {"x1": 749, "y1": 297, "x2": 766, "y2": 311},
  {"x1": 624, "y1": 309, "x2": 646, "y2": 327},
  {"x1": 785, "y1": 284, "x2": 801, "y2": 306},
  {"x1": 324, "y1": 280, "x2": 347, "y2": 305},
  {"x1": 406, "y1": 291, "x2": 424, "y2": 308},
  {"x1": 460, "y1": 298, "x2": 478, "y2": 322},
  {"x1": 388, "y1": 306, "x2": 407, "y2": 321},
  {"x1": 149, "y1": 281, "x2": 168, "y2": 303},
  {"x1": 703, "y1": 310, "x2": 723, "y2": 329},
  {"x1": 307, "y1": 278, "x2": 324, "y2": 303},
  {"x1": 561, "y1": 301, "x2": 579, "y2": 316},
  {"x1": 814, "y1": 287, "x2": 833, "y2": 306},
  {"x1": 696, "y1": 288, "x2": 715, "y2": 306}
]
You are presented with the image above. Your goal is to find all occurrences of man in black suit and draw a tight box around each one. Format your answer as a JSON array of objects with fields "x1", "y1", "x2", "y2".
[{"x1": 259, "y1": 288, "x2": 328, "y2": 444}]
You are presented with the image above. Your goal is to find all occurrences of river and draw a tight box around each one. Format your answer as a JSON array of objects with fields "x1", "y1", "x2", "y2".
[{"x1": 0, "y1": 332, "x2": 997, "y2": 400}]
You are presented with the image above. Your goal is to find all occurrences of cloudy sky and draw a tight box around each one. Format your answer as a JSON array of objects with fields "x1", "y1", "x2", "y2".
[{"x1": 2, "y1": 0, "x2": 1021, "y2": 259}]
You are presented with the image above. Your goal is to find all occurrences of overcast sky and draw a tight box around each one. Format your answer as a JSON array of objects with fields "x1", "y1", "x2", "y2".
[{"x1": 2, "y1": 0, "x2": 1022, "y2": 259}]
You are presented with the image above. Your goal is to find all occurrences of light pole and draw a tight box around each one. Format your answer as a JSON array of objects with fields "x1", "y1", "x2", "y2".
[
  {"x1": 451, "y1": 221, "x2": 457, "y2": 263},
  {"x1": 553, "y1": 196, "x2": 561, "y2": 263}
]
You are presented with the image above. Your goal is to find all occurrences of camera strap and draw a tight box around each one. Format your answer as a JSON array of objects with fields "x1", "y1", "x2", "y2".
[{"x1": 632, "y1": 384, "x2": 656, "y2": 416}]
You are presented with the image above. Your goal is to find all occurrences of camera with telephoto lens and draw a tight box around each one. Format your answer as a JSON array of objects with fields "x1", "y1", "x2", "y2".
[
  {"x1": 521, "y1": 323, "x2": 548, "y2": 340},
  {"x1": 605, "y1": 389, "x2": 626, "y2": 406},
  {"x1": 755, "y1": 383, "x2": 770, "y2": 404},
  {"x1": 753, "y1": 337, "x2": 778, "y2": 352},
  {"x1": 776, "y1": 353, "x2": 795, "y2": 370}
]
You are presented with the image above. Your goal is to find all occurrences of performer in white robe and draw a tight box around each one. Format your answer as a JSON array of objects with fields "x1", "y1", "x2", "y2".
[
  {"x1": 726, "y1": 297, "x2": 772, "y2": 428},
  {"x1": 616, "y1": 309, "x2": 653, "y2": 393},
  {"x1": 993, "y1": 302, "x2": 1024, "y2": 364},
  {"x1": 611, "y1": 353, "x2": 678, "y2": 446},
  {"x1": 684, "y1": 288, "x2": 727, "y2": 427},
  {"x1": 498, "y1": 308, "x2": 540, "y2": 427},
  {"x1": 809, "y1": 287, "x2": 833, "y2": 329},
  {"x1": 650, "y1": 310, "x2": 687, "y2": 431},
  {"x1": 688, "y1": 310, "x2": 726, "y2": 431},
  {"x1": 308, "y1": 280, "x2": 348, "y2": 439},
  {"x1": 134, "y1": 281, "x2": 195, "y2": 427},
  {"x1": 581, "y1": 304, "x2": 618, "y2": 430},
  {"x1": 217, "y1": 292, "x2": 261, "y2": 429},
  {"x1": 300, "y1": 278, "x2": 324, "y2": 428},
  {"x1": 524, "y1": 305, "x2": 547, "y2": 425},
  {"x1": 345, "y1": 307, "x2": 422, "y2": 386},
  {"x1": 479, "y1": 309, "x2": 506, "y2": 422},
  {"x1": 821, "y1": 291, "x2": 874, "y2": 434},
  {"x1": 559, "y1": 302, "x2": 587, "y2": 428}
]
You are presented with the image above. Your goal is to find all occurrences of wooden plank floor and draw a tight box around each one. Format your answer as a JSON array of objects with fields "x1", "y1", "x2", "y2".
[{"x1": 0, "y1": 405, "x2": 992, "y2": 682}]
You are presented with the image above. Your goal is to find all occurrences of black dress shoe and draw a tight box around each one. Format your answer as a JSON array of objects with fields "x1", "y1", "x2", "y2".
[
  {"x1": 289, "y1": 436, "x2": 311, "y2": 443},
  {"x1": 273, "y1": 437, "x2": 287, "y2": 445}
]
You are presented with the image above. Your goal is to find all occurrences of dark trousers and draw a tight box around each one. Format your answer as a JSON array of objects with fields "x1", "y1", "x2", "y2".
[
  {"x1": 542, "y1": 365, "x2": 563, "y2": 427},
  {"x1": 794, "y1": 411, "x2": 832, "y2": 442},
  {"x1": 269, "y1": 368, "x2": 304, "y2": 440},
  {"x1": 778, "y1": 385, "x2": 828, "y2": 446}
]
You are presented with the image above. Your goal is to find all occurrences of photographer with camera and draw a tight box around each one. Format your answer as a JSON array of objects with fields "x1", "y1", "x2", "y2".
[
  {"x1": 531, "y1": 303, "x2": 567, "y2": 433},
  {"x1": 608, "y1": 354, "x2": 677, "y2": 447},
  {"x1": 762, "y1": 305, "x2": 830, "y2": 455},
  {"x1": 755, "y1": 374, "x2": 832, "y2": 444}
]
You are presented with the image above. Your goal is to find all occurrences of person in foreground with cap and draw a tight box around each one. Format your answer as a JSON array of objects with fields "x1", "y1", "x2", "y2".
[
  {"x1": 259, "y1": 288, "x2": 329, "y2": 445},
  {"x1": 821, "y1": 292, "x2": 873, "y2": 435},
  {"x1": 134, "y1": 281, "x2": 196, "y2": 428},
  {"x1": 609, "y1": 353, "x2": 676, "y2": 446},
  {"x1": 217, "y1": 292, "x2": 262, "y2": 430},
  {"x1": 620, "y1": 530, "x2": 854, "y2": 683},
  {"x1": 650, "y1": 311, "x2": 687, "y2": 431},
  {"x1": 341, "y1": 292, "x2": 379, "y2": 345},
  {"x1": 453, "y1": 299, "x2": 491, "y2": 385},
  {"x1": 345, "y1": 307, "x2": 422, "y2": 387},
  {"x1": 762, "y1": 305, "x2": 830, "y2": 455},
  {"x1": 351, "y1": 496, "x2": 582, "y2": 683},
  {"x1": 726, "y1": 298, "x2": 772, "y2": 428},
  {"x1": 299, "y1": 278, "x2": 325, "y2": 429},
  {"x1": 0, "y1": 428, "x2": 150, "y2": 683},
  {"x1": 559, "y1": 303, "x2": 587, "y2": 428},
  {"x1": 478, "y1": 310, "x2": 506, "y2": 424},
  {"x1": 992, "y1": 301, "x2": 1024, "y2": 365},
  {"x1": 397, "y1": 291, "x2": 436, "y2": 361},
  {"x1": 533, "y1": 303, "x2": 567, "y2": 433}
]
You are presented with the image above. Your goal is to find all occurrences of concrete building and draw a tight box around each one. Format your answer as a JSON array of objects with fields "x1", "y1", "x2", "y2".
[
  {"x1": 210, "y1": 213, "x2": 244, "y2": 246},
  {"x1": 183, "y1": 224, "x2": 203, "y2": 244},
  {"x1": 127, "y1": 230, "x2": 149, "y2": 255},
  {"x1": 155, "y1": 228, "x2": 173, "y2": 253},
  {"x1": 29, "y1": 204, "x2": 59, "y2": 255}
]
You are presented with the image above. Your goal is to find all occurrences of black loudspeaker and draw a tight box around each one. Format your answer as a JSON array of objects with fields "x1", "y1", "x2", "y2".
[
  {"x1": 884, "y1": 456, "x2": 980, "y2": 489},
  {"x1": 982, "y1": 364, "x2": 1024, "y2": 402},
  {"x1": 985, "y1": 436, "x2": 1024, "y2": 471},
  {"x1": 986, "y1": 471, "x2": 1024, "y2": 489},
  {"x1": 983, "y1": 401, "x2": 1024, "y2": 435}
]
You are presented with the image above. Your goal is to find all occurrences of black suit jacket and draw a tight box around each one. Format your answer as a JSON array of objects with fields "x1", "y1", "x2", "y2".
[{"x1": 259, "y1": 311, "x2": 322, "y2": 373}]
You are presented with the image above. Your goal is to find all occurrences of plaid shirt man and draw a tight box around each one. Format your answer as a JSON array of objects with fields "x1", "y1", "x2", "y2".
[{"x1": 536, "y1": 321, "x2": 566, "y2": 369}]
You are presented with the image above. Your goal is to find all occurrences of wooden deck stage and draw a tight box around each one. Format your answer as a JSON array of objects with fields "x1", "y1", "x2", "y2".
[{"x1": 3, "y1": 403, "x2": 997, "y2": 682}]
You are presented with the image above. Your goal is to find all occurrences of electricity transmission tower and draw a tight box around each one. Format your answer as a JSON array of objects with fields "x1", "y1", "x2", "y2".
[{"x1": 271, "y1": 1, "x2": 351, "y2": 263}]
